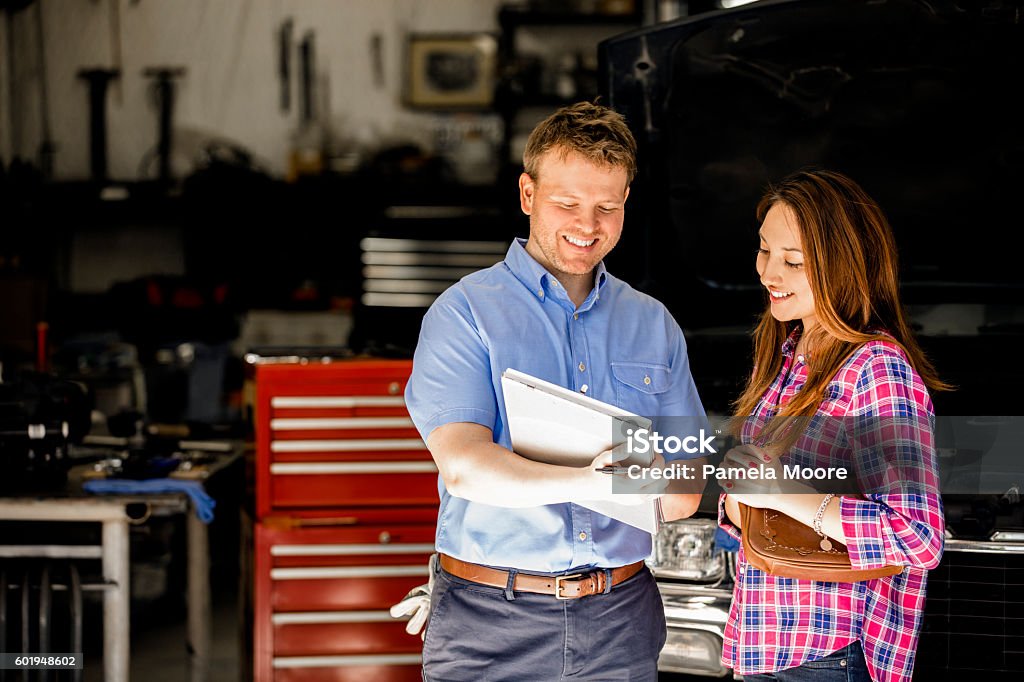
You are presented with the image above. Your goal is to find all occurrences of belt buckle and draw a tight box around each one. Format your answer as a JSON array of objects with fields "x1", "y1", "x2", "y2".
[{"x1": 554, "y1": 573, "x2": 583, "y2": 600}]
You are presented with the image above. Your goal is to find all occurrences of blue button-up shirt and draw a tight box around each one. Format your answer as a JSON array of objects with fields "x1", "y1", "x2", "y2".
[{"x1": 405, "y1": 238, "x2": 705, "y2": 572}]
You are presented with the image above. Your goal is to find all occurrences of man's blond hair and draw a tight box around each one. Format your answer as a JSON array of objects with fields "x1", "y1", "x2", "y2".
[{"x1": 523, "y1": 101, "x2": 637, "y2": 185}]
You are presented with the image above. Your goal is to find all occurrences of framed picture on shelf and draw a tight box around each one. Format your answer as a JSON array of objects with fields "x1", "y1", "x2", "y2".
[{"x1": 405, "y1": 33, "x2": 498, "y2": 109}]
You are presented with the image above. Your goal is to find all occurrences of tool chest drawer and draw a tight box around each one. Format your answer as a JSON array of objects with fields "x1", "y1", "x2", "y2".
[
  {"x1": 252, "y1": 360, "x2": 438, "y2": 516},
  {"x1": 267, "y1": 460, "x2": 438, "y2": 512},
  {"x1": 249, "y1": 358, "x2": 439, "y2": 681},
  {"x1": 272, "y1": 662, "x2": 423, "y2": 682},
  {"x1": 252, "y1": 518, "x2": 436, "y2": 681}
]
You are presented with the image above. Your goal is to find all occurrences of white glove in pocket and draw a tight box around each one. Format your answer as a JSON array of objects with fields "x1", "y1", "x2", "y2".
[{"x1": 389, "y1": 553, "x2": 437, "y2": 640}]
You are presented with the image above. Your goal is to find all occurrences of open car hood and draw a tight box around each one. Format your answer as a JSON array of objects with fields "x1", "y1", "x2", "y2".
[{"x1": 600, "y1": 0, "x2": 1024, "y2": 330}]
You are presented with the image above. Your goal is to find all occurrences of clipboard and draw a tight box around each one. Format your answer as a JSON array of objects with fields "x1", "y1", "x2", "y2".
[{"x1": 501, "y1": 368, "x2": 662, "y2": 533}]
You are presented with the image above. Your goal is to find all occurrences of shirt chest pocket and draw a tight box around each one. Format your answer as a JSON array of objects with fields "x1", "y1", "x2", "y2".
[{"x1": 610, "y1": 362, "x2": 671, "y2": 417}]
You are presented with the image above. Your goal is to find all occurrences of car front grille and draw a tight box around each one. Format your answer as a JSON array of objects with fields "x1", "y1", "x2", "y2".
[{"x1": 916, "y1": 549, "x2": 1024, "y2": 678}]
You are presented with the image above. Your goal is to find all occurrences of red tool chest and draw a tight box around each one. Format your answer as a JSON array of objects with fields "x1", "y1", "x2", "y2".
[{"x1": 248, "y1": 359, "x2": 437, "y2": 681}]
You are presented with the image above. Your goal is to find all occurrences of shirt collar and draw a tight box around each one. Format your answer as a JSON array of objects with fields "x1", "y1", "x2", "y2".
[
  {"x1": 781, "y1": 325, "x2": 802, "y2": 358},
  {"x1": 781, "y1": 326, "x2": 895, "y2": 360},
  {"x1": 504, "y1": 238, "x2": 609, "y2": 303}
]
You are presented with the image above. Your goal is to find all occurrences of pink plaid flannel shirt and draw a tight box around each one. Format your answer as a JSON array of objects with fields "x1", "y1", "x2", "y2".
[{"x1": 719, "y1": 329, "x2": 944, "y2": 682}]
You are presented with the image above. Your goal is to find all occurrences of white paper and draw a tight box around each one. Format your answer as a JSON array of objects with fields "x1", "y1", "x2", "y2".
[{"x1": 501, "y1": 368, "x2": 661, "y2": 534}]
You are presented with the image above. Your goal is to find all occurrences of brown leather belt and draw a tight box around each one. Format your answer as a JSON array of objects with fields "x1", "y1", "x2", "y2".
[{"x1": 439, "y1": 554, "x2": 644, "y2": 600}]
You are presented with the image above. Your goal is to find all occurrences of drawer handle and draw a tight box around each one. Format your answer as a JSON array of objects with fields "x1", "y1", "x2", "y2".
[
  {"x1": 271, "y1": 439, "x2": 426, "y2": 453},
  {"x1": 270, "y1": 461, "x2": 437, "y2": 475},
  {"x1": 272, "y1": 396, "x2": 406, "y2": 408},
  {"x1": 271, "y1": 543, "x2": 436, "y2": 557},
  {"x1": 272, "y1": 610, "x2": 401, "y2": 625},
  {"x1": 271, "y1": 417, "x2": 414, "y2": 430},
  {"x1": 273, "y1": 653, "x2": 422, "y2": 668},
  {"x1": 264, "y1": 516, "x2": 358, "y2": 529},
  {"x1": 271, "y1": 565, "x2": 430, "y2": 580}
]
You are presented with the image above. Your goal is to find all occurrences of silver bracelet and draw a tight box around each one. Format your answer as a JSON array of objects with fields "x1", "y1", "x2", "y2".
[{"x1": 813, "y1": 494, "x2": 836, "y2": 551}]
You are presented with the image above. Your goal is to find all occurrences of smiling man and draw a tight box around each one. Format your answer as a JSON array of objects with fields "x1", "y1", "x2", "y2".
[{"x1": 405, "y1": 102, "x2": 706, "y2": 681}]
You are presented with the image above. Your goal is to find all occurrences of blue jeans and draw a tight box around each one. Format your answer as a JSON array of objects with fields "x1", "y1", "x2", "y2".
[
  {"x1": 422, "y1": 562, "x2": 666, "y2": 681},
  {"x1": 741, "y1": 642, "x2": 872, "y2": 681}
]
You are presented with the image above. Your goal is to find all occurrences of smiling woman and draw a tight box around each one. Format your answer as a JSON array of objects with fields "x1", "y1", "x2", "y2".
[{"x1": 719, "y1": 168, "x2": 947, "y2": 682}]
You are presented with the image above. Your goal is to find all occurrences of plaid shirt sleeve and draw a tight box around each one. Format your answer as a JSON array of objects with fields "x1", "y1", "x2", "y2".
[
  {"x1": 839, "y1": 345, "x2": 945, "y2": 571},
  {"x1": 717, "y1": 493, "x2": 742, "y2": 541}
]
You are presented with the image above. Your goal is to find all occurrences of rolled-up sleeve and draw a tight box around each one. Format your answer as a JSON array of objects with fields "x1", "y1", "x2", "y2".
[
  {"x1": 840, "y1": 492, "x2": 944, "y2": 570},
  {"x1": 405, "y1": 287, "x2": 498, "y2": 440},
  {"x1": 839, "y1": 350, "x2": 945, "y2": 571}
]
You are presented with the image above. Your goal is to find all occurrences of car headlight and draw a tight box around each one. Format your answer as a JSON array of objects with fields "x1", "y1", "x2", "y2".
[
  {"x1": 659, "y1": 627, "x2": 729, "y2": 676},
  {"x1": 647, "y1": 518, "x2": 725, "y2": 581}
]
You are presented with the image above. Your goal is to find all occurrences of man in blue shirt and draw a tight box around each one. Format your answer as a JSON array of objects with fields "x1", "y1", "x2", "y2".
[{"x1": 405, "y1": 102, "x2": 706, "y2": 681}]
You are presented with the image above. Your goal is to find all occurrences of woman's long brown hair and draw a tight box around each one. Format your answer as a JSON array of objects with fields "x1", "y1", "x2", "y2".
[{"x1": 732, "y1": 169, "x2": 949, "y2": 440}]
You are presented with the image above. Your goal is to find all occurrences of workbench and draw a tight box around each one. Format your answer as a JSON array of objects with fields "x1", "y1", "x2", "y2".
[{"x1": 0, "y1": 448, "x2": 241, "y2": 682}]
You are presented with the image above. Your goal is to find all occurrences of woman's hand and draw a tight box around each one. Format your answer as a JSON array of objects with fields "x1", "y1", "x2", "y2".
[{"x1": 717, "y1": 444, "x2": 815, "y2": 510}]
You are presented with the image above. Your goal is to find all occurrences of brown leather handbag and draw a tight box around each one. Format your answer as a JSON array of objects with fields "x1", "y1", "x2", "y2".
[{"x1": 739, "y1": 503, "x2": 903, "y2": 582}]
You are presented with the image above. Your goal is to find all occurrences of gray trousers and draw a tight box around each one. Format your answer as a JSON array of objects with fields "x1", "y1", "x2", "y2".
[{"x1": 422, "y1": 562, "x2": 667, "y2": 681}]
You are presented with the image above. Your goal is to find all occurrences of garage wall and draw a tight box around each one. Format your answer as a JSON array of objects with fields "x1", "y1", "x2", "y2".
[{"x1": 5, "y1": 0, "x2": 502, "y2": 181}]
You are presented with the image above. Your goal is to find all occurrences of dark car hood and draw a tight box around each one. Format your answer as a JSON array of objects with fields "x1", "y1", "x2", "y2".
[
  {"x1": 599, "y1": 0, "x2": 1024, "y2": 418},
  {"x1": 600, "y1": 0, "x2": 1023, "y2": 313}
]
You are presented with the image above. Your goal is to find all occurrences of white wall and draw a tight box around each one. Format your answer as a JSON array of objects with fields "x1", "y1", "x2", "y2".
[{"x1": 6, "y1": 0, "x2": 503, "y2": 181}]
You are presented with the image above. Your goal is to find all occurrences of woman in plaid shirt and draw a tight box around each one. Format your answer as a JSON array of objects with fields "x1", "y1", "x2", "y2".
[{"x1": 718, "y1": 169, "x2": 947, "y2": 681}]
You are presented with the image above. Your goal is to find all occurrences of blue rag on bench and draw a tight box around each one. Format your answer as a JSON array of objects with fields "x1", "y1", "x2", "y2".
[{"x1": 83, "y1": 479, "x2": 216, "y2": 523}]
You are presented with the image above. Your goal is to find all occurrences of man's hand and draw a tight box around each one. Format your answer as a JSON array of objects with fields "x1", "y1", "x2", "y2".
[{"x1": 582, "y1": 446, "x2": 668, "y2": 505}]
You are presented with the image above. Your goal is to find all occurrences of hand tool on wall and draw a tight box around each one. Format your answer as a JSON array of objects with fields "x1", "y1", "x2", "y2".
[
  {"x1": 371, "y1": 32, "x2": 384, "y2": 88},
  {"x1": 299, "y1": 31, "x2": 315, "y2": 124},
  {"x1": 33, "y1": 0, "x2": 54, "y2": 177},
  {"x1": 107, "y1": 0, "x2": 123, "y2": 105},
  {"x1": 278, "y1": 18, "x2": 292, "y2": 113},
  {"x1": 76, "y1": 68, "x2": 119, "y2": 181},
  {"x1": 141, "y1": 67, "x2": 186, "y2": 184},
  {"x1": 287, "y1": 30, "x2": 325, "y2": 179}
]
